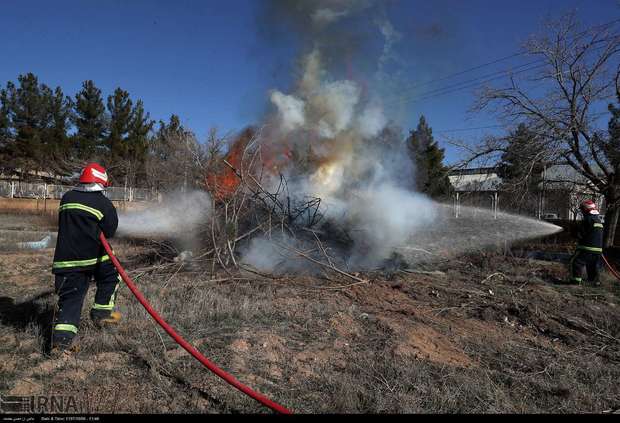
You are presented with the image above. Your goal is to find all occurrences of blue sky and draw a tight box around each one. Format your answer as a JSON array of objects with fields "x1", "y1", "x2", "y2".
[{"x1": 1, "y1": 0, "x2": 618, "y2": 163}]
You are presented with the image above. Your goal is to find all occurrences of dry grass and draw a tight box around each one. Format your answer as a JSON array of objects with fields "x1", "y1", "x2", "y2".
[{"x1": 2, "y1": 213, "x2": 620, "y2": 413}]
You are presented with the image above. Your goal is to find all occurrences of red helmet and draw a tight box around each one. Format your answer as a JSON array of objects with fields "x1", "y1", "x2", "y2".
[
  {"x1": 579, "y1": 199, "x2": 598, "y2": 214},
  {"x1": 79, "y1": 163, "x2": 110, "y2": 186}
]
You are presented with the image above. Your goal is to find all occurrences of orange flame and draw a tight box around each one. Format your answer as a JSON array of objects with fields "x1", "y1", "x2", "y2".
[
  {"x1": 205, "y1": 128, "x2": 293, "y2": 201},
  {"x1": 205, "y1": 129, "x2": 251, "y2": 201}
]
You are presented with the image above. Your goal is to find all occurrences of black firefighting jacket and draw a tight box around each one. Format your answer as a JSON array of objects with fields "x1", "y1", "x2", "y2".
[
  {"x1": 52, "y1": 189, "x2": 118, "y2": 274},
  {"x1": 576, "y1": 213, "x2": 604, "y2": 253}
]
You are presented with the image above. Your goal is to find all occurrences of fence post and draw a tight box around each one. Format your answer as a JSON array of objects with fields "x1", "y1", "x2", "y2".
[{"x1": 10, "y1": 181, "x2": 15, "y2": 198}]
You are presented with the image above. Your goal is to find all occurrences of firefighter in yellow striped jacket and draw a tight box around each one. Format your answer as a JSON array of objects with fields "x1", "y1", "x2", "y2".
[
  {"x1": 50, "y1": 163, "x2": 121, "y2": 353},
  {"x1": 569, "y1": 199, "x2": 604, "y2": 285}
]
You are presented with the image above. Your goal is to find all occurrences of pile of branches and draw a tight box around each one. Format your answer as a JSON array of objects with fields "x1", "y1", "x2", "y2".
[{"x1": 192, "y1": 130, "x2": 366, "y2": 285}]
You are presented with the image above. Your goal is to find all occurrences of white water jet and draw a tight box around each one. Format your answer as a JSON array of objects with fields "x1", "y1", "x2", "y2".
[{"x1": 116, "y1": 190, "x2": 211, "y2": 239}]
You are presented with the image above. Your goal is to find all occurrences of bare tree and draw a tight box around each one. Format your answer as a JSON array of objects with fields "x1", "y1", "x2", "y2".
[
  {"x1": 146, "y1": 118, "x2": 211, "y2": 194},
  {"x1": 474, "y1": 13, "x2": 620, "y2": 246}
]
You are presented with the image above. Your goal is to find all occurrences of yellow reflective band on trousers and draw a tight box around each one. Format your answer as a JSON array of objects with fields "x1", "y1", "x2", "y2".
[
  {"x1": 59, "y1": 203, "x2": 104, "y2": 220},
  {"x1": 54, "y1": 324, "x2": 78, "y2": 334},
  {"x1": 53, "y1": 255, "x2": 110, "y2": 269},
  {"x1": 576, "y1": 245, "x2": 603, "y2": 253},
  {"x1": 92, "y1": 282, "x2": 119, "y2": 311},
  {"x1": 569, "y1": 253, "x2": 578, "y2": 281}
]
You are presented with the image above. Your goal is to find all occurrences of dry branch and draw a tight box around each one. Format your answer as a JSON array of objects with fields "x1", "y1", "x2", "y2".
[{"x1": 273, "y1": 240, "x2": 368, "y2": 284}]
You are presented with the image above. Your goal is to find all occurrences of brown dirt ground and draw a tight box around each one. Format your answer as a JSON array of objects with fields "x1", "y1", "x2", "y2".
[{"x1": 1, "y1": 214, "x2": 620, "y2": 414}]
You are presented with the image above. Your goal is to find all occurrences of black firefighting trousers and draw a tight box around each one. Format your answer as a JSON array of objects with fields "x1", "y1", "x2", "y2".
[
  {"x1": 52, "y1": 262, "x2": 120, "y2": 346},
  {"x1": 569, "y1": 250, "x2": 601, "y2": 284}
]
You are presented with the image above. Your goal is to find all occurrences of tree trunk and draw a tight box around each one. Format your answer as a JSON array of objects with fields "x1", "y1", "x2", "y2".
[{"x1": 604, "y1": 192, "x2": 620, "y2": 248}]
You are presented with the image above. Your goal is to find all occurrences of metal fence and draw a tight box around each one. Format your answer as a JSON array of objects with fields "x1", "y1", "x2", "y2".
[{"x1": 0, "y1": 180, "x2": 158, "y2": 202}]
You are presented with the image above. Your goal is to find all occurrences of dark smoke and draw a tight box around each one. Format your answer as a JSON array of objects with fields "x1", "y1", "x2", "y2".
[{"x1": 257, "y1": 0, "x2": 387, "y2": 78}]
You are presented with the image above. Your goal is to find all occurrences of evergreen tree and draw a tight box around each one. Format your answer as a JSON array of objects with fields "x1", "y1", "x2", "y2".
[
  {"x1": 106, "y1": 88, "x2": 133, "y2": 165},
  {"x1": 0, "y1": 85, "x2": 10, "y2": 138},
  {"x1": 42, "y1": 86, "x2": 73, "y2": 171},
  {"x1": 74, "y1": 80, "x2": 106, "y2": 159},
  {"x1": 150, "y1": 114, "x2": 186, "y2": 163},
  {"x1": 147, "y1": 114, "x2": 200, "y2": 191},
  {"x1": 497, "y1": 124, "x2": 545, "y2": 214},
  {"x1": 7, "y1": 73, "x2": 50, "y2": 174},
  {"x1": 597, "y1": 96, "x2": 620, "y2": 240},
  {"x1": 406, "y1": 116, "x2": 451, "y2": 199},
  {"x1": 126, "y1": 100, "x2": 154, "y2": 186},
  {"x1": 605, "y1": 98, "x2": 620, "y2": 169},
  {"x1": 1, "y1": 77, "x2": 72, "y2": 176},
  {"x1": 497, "y1": 124, "x2": 544, "y2": 186},
  {"x1": 0, "y1": 83, "x2": 13, "y2": 171}
]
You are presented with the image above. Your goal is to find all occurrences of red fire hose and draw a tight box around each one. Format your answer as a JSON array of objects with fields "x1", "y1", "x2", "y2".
[
  {"x1": 602, "y1": 254, "x2": 620, "y2": 281},
  {"x1": 99, "y1": 233, "x2": 292, "y2": 414}
]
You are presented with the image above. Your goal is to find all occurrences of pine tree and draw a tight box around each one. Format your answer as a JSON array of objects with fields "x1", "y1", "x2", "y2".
[
  {"x1": 1, "y1": 76, "x2": 74, "y2": 177},
  {"x1": 497, "y1": 124, "x2": 544, "y2": 214},
  {"x1": 42, "y1": 86, "x2": 73, "y2": 172},
  {"x1": 597, "y1": 97, "x2": 620, "y2": 244},
  {"x1": 0, "y1": 83, "x2": 13, "y2": 171},
  {"x1": 151, "y1": 114, "x2": 186, "y2": 163},
  {"x1": 74, "y1": 80, "x2": 106, "y2": 160},
  {"x1": 498, "y1": 124, "x2": 543, "y2": 184},
  {"x1": 126, "y1": 100, "x2": 154, "y2": 186},
  {"x1": 106, "y1": 88, "x2": 133, "y2": 165},
  {"x1": 0, "y1": 86, "x2": 10, "y2": 138},
  {"x1": 147, "y1": 114, "x2": 199, "y2": 191},
  {"x1": 8, "y1": 73, "x2": 50, "y2": 175},
  {"x1": 406, "y1": 116, "x2": 451, "y2": 199}
]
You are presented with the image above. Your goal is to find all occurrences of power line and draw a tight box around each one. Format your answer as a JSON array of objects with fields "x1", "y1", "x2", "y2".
[
  {"x1": 384, "y1": 61, "x2": 549, "y2": 107},
  {"x1": 399, "y1": 59, "x2": 542, "y2": 99},
  {"x1": 351, "y1": 19, "x2": 620, "y2": 142},
  {"x1": 398, "y1": 17, "x2": 620, "y2": 92},
  {"x1": 401, "y1": 20, "x2": 620, "y2": 139},
  {"x1": 384, "y1": 34, "x2": 619, "y2": 108},
  {"x1": 434, "y1": 125, "x2": 505, "y2": 134},
  {"x1": 403, "y1": 53, "x2": 527, "y2": 92}
]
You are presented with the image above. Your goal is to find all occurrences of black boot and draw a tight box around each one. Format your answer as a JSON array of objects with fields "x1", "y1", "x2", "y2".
[
  {"x1": 49, "y1": 332, "x2": 76, "y2": 357},
  {"x1": 90, "y1": 308, "x2": 122, "y2": 328}
]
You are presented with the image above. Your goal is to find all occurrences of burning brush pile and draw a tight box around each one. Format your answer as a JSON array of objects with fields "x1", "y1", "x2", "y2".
[
  {"x1": 117, "y1": 1, "x2": 561, "y2": 280},
  {"x1": 202, "y1": 49, "x2": 437, "y2": 275},
  {"x1": 119, "y1": 49, "x2": 559, "y2": 280}
]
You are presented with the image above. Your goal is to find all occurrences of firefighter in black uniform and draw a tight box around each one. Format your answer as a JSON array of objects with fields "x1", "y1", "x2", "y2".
[
  {"x1": 51, "y1": 163, "x2": 122, "y2": 352},
  {"x1": 569, "y1": 199, "x2": 604, "y2": 285}
]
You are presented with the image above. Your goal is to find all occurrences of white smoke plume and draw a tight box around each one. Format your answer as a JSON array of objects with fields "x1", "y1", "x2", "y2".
[
  {"x1": 239, "y1": 1, "x2": 562, "y2": 272},
  {"x1": 241, "y1": 3, "x2": 441, "y2": 269},
  {"x1": 270, "y1": 91, "x2": 305, "y2": 133},
  {"x1": 116, "y1": 190, "x2": 211, "y2": 240},
  {"x1": 240, "y1": 48, "x2": 441, "y2": 269},
  {"x1": 312, "y1": 8, "x2": 349, "y2": 25},
  {"x1": 240, "y1": 234, "x2": 311, "y2": 274},
  {"x1": 357, "y1": 103, "x2": 387, "y2": 138}
]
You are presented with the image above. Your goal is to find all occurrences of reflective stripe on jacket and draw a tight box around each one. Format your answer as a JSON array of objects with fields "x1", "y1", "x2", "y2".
[
  {"x1": 52, "y1": 189, "x2": 118, "y2": 274},
  {"x1": 576, "y1": 214, "x2": 604, "y2": 254}
]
